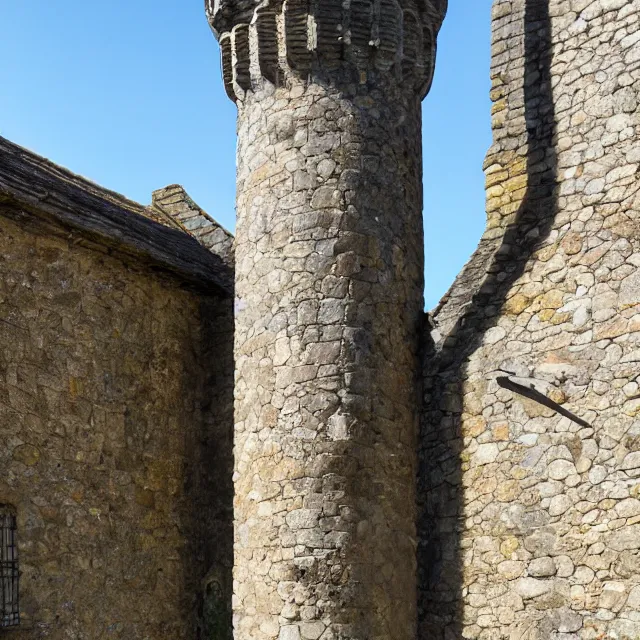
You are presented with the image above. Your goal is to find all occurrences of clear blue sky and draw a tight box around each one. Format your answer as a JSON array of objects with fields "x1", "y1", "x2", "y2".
[{"x1": 0, "y1": 1, "x2": 492, "y2": 310}]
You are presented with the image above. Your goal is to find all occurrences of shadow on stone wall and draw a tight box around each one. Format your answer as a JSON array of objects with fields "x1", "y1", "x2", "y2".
[
  {"x1": 184, "y1": 294, "x2": 235, "y2": 640},
  {"x1": 417, "y1": 0, "x2": 558, "y2": 636}
]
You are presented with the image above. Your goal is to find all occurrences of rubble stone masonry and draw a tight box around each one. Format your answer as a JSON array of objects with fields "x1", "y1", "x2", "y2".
[
  {"x1": 0, "y1": 211, "x2": 233, "y2": 639},
  {"x1": 207, "y1": 1, "x2": 446, "y2": 639},
  {"x1": 421, "y1": 0, "x2": 640, "y2": 639}
]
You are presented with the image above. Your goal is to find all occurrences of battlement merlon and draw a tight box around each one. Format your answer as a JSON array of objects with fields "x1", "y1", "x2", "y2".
[{"x1": 206, "y1": 0, "x2": 447, "y2": 102}]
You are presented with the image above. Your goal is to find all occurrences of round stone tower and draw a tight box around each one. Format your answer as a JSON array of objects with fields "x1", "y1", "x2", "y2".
[{"x1": 206, "y1": 1, "x2": 446, "y2": 638}]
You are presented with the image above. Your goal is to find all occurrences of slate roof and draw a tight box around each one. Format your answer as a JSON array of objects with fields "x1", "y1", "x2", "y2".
[{"x1": 0, "y1": 136, "x2": 233, "y2": 295}]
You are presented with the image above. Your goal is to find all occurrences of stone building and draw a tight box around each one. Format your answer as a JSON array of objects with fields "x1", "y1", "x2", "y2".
[
  {"x1": 0, "y1": 138, "x2": 235, "y2": 638},
  {"x1": 420, "y1": 0, "x2": 640, "y2": 638},
  {"x1": 1, "y1": 0, "x2": 639, "y2": 639}
]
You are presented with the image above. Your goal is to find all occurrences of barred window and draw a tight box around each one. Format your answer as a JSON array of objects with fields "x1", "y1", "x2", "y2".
[{"x1": 0, "y1": 506, "x2": 18, "y2": 628}]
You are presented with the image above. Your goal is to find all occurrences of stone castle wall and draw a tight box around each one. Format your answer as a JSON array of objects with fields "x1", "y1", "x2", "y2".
[
  {"x1": 0, "y1": 211, "x2": 233, "y2": 639},
  {"x1": 420, "y1": 0, "x2": 640, "y2": 638},
  {"x1": 208, "y1": 0, "x2": 446, "y2": 638},
  {"x1": 230, "y1": 80, "x2": 425, "y2": 640}
]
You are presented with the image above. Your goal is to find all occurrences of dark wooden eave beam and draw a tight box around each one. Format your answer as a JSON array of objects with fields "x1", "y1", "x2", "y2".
[{"x1": 0, "y1": 136, "x2": 233, "y2": 295}]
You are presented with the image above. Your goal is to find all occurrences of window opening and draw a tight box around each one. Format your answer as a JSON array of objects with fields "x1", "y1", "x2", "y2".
[{"x1": 0, "y1": 506, "x2": 19, "y2": 628}]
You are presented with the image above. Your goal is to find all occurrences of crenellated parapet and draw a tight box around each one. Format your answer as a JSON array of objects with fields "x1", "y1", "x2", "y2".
[{"x1": 206, "y1": 0, "x2": 447, "y2": 102}]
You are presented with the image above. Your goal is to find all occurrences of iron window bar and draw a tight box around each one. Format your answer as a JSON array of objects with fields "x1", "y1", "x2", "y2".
[{"x1": 0, "y1": 507, "x2": 19, "y2": 628}]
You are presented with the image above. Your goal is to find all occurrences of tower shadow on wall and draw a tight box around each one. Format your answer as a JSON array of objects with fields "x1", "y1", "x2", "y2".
[
  {"x1": 417, "y1": 0, "x2": 558, "y2": 637},
  {"x1": 183, "y1": 293, "x2": 234, "y2": 640}
]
